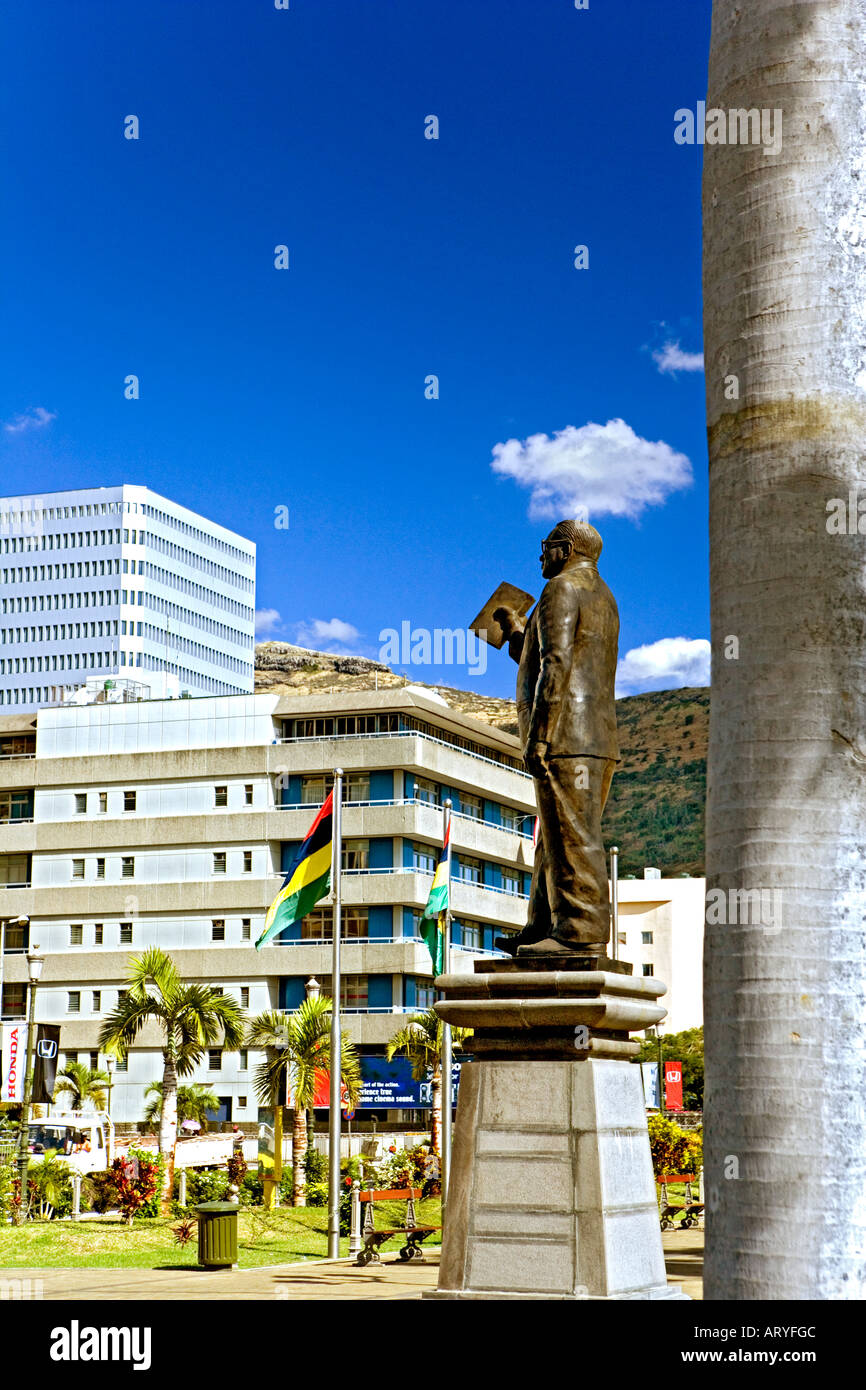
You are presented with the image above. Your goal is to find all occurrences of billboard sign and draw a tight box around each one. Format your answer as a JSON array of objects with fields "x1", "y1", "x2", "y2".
[
  {"x1": 1, "y1": 1022, "x2": 25, "y2": 1103},
  {"x1": 664, "y1": 1060, "x2": 684, "y2": 1111}
]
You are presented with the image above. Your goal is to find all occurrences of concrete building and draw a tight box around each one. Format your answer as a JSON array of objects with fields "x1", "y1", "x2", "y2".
[
  {"x1": 0, "y1": 485, "x2": 255, "y2": 713},
  {"x1": 616, "y1": 874, "x2": 705, "y2": 1033},
  {"x1": 0, "y1": 688, "x2": 536, "y2": 1125}
]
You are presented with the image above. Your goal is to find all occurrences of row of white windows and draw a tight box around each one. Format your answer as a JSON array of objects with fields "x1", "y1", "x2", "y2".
[
  {"x1": 1, "y1": 527, "x2": 123, "y2": 554},
  {"x1": 68, "y1": 851, "x2": 256, "y2": 879},
  {"x1": 146, "y1": 534, "x2": 253, "y2": 592},
  {"x1": 2, "y1": 502, "x2": 252, "y2": 571},
  {"x1": 1, "y1": 652, "x2": 115, "y2": 679},
  {"x1": 54, "y1": 1050, "x2": 251, "y2": 1080},
  {"x1": 64, "y1": 919, "x2": 255, "y2": 946},
  {"x1": 142, "y1": 501, "x2": 252, "y2": 567},
  {"x1": 3, "y1": 588, "x2": 120, "y2": 614},
  {"x1": 70, "y1": 786, "x2": 255, "y2": 815},
  {"x1": 3, "y1": 559, "x2": 121, "y2": 582}
]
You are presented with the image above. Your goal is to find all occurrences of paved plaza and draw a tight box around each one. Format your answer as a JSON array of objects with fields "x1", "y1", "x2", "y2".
[{"x1": 5, "y1": 1229, "x2": 703, "y2": 1301}]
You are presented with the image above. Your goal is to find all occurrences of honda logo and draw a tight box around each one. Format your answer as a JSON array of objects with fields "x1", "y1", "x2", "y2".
[{"x1": 36, "y1": 1039, "x2": 57, "y2": 1059}]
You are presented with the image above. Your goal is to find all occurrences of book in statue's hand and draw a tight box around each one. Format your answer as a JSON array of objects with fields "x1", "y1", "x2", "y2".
[{"x1": 469, "y1": 582, "x2": 535, "y2": 649}]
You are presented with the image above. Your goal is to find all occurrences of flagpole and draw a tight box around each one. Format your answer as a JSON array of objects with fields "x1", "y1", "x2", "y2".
[
  {"x1": 440, "y1": 798, "x2": 453, "y2": 1210},
  {"x1": 327, "y1": 768, "x2": 344, "y2": 1259}
]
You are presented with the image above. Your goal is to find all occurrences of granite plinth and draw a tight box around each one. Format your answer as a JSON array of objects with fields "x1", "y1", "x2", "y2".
[{"x1": 423, "y1": 1059, "x2": 688, "y2": 1301}]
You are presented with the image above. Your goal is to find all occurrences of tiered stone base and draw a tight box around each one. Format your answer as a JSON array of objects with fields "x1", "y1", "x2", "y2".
[
  {"x1": 435, "y1": 954, "x2": 667, "y2": 1061},
  {"x1": 424, "y1": 953, "x2": 688, "y2": 1300},
  {"x1": 424, "y1": 1058, "x2": 687, "y2": 1300}
]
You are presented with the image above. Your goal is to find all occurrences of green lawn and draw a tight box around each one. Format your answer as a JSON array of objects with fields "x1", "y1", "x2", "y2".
[{"x1": 0, "y1": 1199, "x2": 442, "y2": 1270}]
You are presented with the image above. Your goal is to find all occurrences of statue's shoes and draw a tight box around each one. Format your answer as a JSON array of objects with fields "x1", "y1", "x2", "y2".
[{"x1": 516, "y1": 936, "x2": 581, "y2": 956}]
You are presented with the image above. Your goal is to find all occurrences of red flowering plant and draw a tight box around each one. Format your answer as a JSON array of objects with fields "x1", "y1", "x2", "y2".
[{"x1": 110, "y1": 1150, "x2": 160, "y2": 1226}]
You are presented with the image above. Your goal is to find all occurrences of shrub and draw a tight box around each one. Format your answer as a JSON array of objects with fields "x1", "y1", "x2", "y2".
[
  {"x1": 303, "y1": 1180, "x2": 328, "y2": 1207},
  {"x1": 241, "y1": 1171, "x2": 264, "y2": 1206},
  {"x1": 109, "y1": 1149, "x2": 160, "y2": 1225},
  {"x1": 647, "y1": 1115, "x2": 703, "y2": 1176},
  {"x1": 302, "y1": 1148, "x2": 327, "y2": 1184},
  {"x1": 171, "y1": 1216, "x2": 197, "y2": 1247},
  {"x1": 181, "y1": 1168, "x2": 229, "y2": 1205}
]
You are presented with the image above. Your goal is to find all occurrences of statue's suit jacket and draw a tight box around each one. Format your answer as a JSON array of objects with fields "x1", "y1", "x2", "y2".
[{"x1": 516, "y1": 560, "x2": 620, "y2": 760}]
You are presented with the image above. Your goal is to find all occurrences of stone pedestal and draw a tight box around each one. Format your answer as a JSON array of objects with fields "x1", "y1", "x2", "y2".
[{"x1": 424, "y1": 957, "x2": 688, "y2": 1300}]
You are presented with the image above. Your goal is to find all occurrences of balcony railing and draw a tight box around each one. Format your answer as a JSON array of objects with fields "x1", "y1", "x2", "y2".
[
  {"x1": 275, "y1": 797, "x2": 534, "y2": 839},
  {"x1": 271, "y1": 933, "x2": 508, "y2": 956},
  {"x1": 336, "y1": 866, "x2": 529, "y2": 899},
  {"x1": 277, "y1": 728, "x2": 530, "y2": 778},
  {"x1": 0, "y1": 881, "x2": 31, "y2": 889},
  {"x1": 0, "y1": 817, "x2": 34, "y2": 826}
]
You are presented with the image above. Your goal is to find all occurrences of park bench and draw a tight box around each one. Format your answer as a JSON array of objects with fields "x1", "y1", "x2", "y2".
[
  {"x1": 657, "y1": 1173, "x2": 703, "y2": 1230},
  {"x1": 353, "y1": 1186, "x2": 440, "y2": 1266}
]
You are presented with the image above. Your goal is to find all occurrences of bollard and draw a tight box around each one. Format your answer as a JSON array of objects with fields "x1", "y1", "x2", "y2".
[
  {"x1": 178, "y1": 1169, "x2": 187, "y2": 1208},
  {"x1": 70, "y1": 1171, "x2": 82, "y2": 1222},
  {"x1": 348, "y1": 1180, "x2": 362, "y2": 1259}
]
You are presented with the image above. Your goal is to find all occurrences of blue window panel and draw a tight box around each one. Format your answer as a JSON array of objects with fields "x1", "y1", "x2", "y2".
[
  {"x1": 483, "y1": 925, "x2": 495, "y2": 951},
  {"x1": 484, "y1": 863, "x2": 502, "y2": 889},
  {"x1": 403, "y1": 772, "x2": 415, "y2": 799},
  {"x1": 367, "y1": 975, "x2": 392, "y2": 1009},
  {"x1": 450, "y1": 919, "x2": 463, "y2": 947},
  {"x1": 402, "y1": 838, "x2": 415, "y2": 868},
  {"x1": 402, "y1": 907, "x2": 418, "y2": 938},
  {"x1": 523, "y1": 872, "x2": 532, "y2": 895},
  {"x1": 280, "y1": 841, "x2": 301, "y2": 873},
  {"x1": 281, "y1": 776, "x2": 302, "y2": 805},
  {"x1": 369, "y1": 770, "x2": 393, "y2": 803},
  {"x1": 483, "y1": 799, "x2": 501, "y2": 826},
  {"x1": 368, "y1": 838, "x2": 393, "y2": 870},
  {"x1": 279, "y1": 978, "x2": 305, "y2": 1010},
  {"x1": 277, "y1": 921, "x2": 302, "y2": 943},
  {"x1": 403, "y1": 976, "x2": 417, "y2": 1009},
  {"x1": 368, "y1": 905, "x2": 393, "y2": 940}
]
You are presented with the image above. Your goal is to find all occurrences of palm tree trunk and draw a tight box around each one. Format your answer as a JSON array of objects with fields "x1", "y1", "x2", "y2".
[
  {"x1": 292, "y1": 1108, "x2": 307, "y2": 1207},
  {"x1": 430, "y1": 1066, "x2": 442, "y2": 1157},
  {"x1": 703, "y1": 0, "x2": 866, "y2": 1298},
  {"x1": 158, "y1": 1054, "x2": 179, "y2": 1215}
]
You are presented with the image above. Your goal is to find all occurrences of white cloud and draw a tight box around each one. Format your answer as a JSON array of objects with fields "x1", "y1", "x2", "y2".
[
  {"x1": 652, "y1": 341, "x2": 704, "y2": 375},
  {"x1": 294, "y1": 617, "x2": 362, "y2": 652},
  {"x1": 255, "y1": 608, "x2": 283, "y2": 636},
  {"x1": 490, "y1": 418, "x2": 692, "y2": 522},
  {"x1": 3, "y1": 406, "x2": 57, "y2": 434},
  {"x1": 616, "y1": 637, "x2": 710, "y2": 697}
]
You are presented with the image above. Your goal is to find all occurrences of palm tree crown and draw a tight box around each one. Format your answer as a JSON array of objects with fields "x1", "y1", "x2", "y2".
[
  {"x1": 245, "y1": 996, "x2": 361, "y2": 1112},
  {"x1": 98, "y1": 947, "x2": 245, "y2": 1070},
  {"x1": 53, "y1": 1060, "x2": 109, "y2": 1112},
  {"x1": 143, "y1": 1082, "x2": 221, "y2": 1131},
  {"x1": 386, "y1": 1008, "x2": 468, "y2": 1076}
]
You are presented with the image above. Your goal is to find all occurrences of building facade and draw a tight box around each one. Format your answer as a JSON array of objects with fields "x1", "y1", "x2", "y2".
[
  {"x1": 616, "y1": 875, "x2": 705, "y2": 1033},
  {"x1": 0, "y1": 485, "x2": 256, "y2": 713},
  {"x1": 0, "y1": 688, "x2": 536, "y2": 1124}
]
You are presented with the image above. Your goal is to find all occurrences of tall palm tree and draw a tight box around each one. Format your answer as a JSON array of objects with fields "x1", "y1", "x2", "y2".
[
  {"x1": 142, "y1": 1082, "x2": 221, "y2": 1132},
  {"x1": 245, "y1": 997, "x2": 361, "y2": 1206},
  {"x1": 99, "y1": 949, "x2": 244, "y2": 1213},
  {"x1": 386, "y1": 1010, "x2": 468, "y2": 1156},
  {"x1": 703, "y1": 0, "x2": 866, "y2": 1298},
  {"x1": 53, "y1": 1061, "x2": 109, "y2": 1112}
]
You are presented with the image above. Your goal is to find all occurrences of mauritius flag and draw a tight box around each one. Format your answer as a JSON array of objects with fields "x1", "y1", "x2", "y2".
[
  {"x1": 256, "y1": 793, "x2": 333, "y2": 950},
  {"x1": 419, "y1": 821, "x2": 450, "y2": 975}
]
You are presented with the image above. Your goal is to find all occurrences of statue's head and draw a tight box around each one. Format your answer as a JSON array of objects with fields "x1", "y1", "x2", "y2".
[{"x1": 540, "y1": 519, "x2": 602, "y2": 578}]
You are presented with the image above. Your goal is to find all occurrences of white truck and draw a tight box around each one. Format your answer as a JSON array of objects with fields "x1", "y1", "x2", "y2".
[{"x1": 20, "y1": 1113, "x2": 258, "y2": 1173}]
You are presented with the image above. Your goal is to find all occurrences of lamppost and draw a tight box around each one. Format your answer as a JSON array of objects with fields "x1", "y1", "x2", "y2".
[
  {"x1": 14, "y1": 947, "x2": 44, "y2": 1224},
  {"x1": 105, "y1": 1054, "x2": 115, "y2": 1117}
]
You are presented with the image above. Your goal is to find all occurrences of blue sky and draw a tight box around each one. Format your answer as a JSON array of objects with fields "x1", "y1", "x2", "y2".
[{"x1": 0, "y1": 0, "x2": 712, "y2": 698}]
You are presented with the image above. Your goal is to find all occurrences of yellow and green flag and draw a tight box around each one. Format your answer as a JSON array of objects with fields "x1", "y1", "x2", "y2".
[
  {"x1": 256, "y1": 792, "x2": 333, "y2": 949},
  {"x1": 419, "y1": 820, "x2": 450, "y2": 975}
]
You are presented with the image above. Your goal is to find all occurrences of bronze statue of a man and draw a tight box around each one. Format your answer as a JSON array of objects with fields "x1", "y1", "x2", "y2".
[{"x1": 495, "y1": 519, "x2": 619, "y2": 956}]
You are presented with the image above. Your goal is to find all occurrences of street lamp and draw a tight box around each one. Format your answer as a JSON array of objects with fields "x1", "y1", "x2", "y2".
[
  {"x1": 305, "y1": 976, "x2": 321, "y2": 1001},
  {"x1": 14, "y1": 947, "x2": 44, "y2": 1225},
  {"x1": 105, "y1": 1054, "x2": 115, "y2": 1117}
]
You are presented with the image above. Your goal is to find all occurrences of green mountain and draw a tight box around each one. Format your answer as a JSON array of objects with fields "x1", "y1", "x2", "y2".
[{"x1": 255, "y1": 644, "x2": 709, "y2": 877}]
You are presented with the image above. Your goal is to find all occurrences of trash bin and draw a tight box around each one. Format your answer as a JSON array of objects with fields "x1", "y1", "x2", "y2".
[{"x1": 195, "y1": 1202, "x2": 239, "y2": 1269}]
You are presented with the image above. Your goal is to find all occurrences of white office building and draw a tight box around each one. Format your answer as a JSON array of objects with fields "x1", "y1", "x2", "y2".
[{"x1": 0, "y1": 485, "x2": 255, "y2": 712}]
